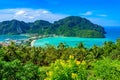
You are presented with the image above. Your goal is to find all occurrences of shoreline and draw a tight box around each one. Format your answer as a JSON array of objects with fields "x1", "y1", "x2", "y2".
[{"x1": 31, "y1": 40, "x2": 36, "y2": 47}]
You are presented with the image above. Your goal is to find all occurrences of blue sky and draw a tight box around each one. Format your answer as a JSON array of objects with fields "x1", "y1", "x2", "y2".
[{"x1": 0, "y1": 0, "x2": 120, "y2": 26}]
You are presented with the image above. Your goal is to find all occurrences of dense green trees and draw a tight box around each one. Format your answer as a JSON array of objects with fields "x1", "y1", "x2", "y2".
[
  {"x1": 0, "y1": 60, "x2": 41, "y2": 80},
  {"x1": 51, "y1": 16, "x2": 105, "y2": 38},
  {"x1": 28, "y1": 20, "x2": 52, "y2": 34},
  {"x1": 0, "y1": 16, "x2": 105, "y2": 38},
  {"x1": 90, "y1": 58, "x2": 120, "y2": 80},
  {"x1": 0, "y1": 20, "x2": 30, "y2": 34},
  {"x1": 0, "y1": 39, "x2": 120, "y2": 79}
]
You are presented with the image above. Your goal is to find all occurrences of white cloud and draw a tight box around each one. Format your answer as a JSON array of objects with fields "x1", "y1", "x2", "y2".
[
  {"x1": 98, "y1": 14, "x2": 108, "y2": 17},
  {"x1": 86, "y1": 17, "x2": 119, "y2": 26},
  {"x1": 28, "y1": 16, "x2": 35, "y2": 19},
  {"x1": 15, "y1": 10, "x2": 26, "y2": 15},
  {"x1": 82, "y1": 11, "x2": 93, "y2": 16},
  {"x1": 0, "y1": 8, "x2": 68, "y2": 22},
  {"x1": 0, "y1": 8, "x2": 119, "y2": 26},
  {"x1": 81, "y1": 11, "x2": 108, "y2": 18},
  {"x1": 42, "y1": 10, "x2": 49, "y2": 14}
]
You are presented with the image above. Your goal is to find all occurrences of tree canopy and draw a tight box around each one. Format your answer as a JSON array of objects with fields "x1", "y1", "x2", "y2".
[{"x1": 0, "y1": 16, "x2": 106, "y2": 38}]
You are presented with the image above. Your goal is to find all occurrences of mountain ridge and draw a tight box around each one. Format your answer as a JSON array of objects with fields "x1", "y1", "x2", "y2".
[{"x1": 0, "y1": 16, "x2": 106, "y2": 38}]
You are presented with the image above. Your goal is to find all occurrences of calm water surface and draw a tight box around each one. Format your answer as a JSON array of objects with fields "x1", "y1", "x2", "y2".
[
  {"x1": 34, "y1": 26, "x2": 120, "y2": 47},
  {"x1": 0, "y1": 27, "x2": 119, "y2": 47},
  {"x1": 0, "y1": 35, "x2": 28, "y2": 42}
]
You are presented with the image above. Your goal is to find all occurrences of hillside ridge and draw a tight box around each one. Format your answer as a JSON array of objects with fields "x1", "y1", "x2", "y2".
[{"x1": 0, "y1": 16, "x2": 106, "y2": 38}]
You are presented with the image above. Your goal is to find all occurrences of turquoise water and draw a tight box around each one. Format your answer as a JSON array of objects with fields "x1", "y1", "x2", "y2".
[
  {"x1": 34, "y1": 27, "x2": 120, "y2": 48},
  {"x1": 0, "y1": 35, "x2": 28, "y2": 42},
  {"x1": 34, "y1": 37, "x2": 110, "y2": 48},
  {"x1": 0, "y1": 27, "x2": 119, "y2": 47}
]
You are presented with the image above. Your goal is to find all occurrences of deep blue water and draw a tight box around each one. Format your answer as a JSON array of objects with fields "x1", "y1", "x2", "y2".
[
  {"x1": 34, "y1": 26, "x2": 120, "y2": 47},
  {"x1": 104, "y1": 27, "x2": 120, "y2": 41}
]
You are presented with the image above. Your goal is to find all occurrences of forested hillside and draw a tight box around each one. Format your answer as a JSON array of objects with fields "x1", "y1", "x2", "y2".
[
  {"x1": 0, "y1": 16, "x2": 106, "y2": 38},
  {"x1": 0, "y1": 20, "x2": 30, "y2": 34}
]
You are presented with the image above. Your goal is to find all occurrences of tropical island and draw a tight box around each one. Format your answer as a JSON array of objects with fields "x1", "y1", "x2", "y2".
[
  {"x1": 0, "y1": 0, "x2": 120, "y2": 79},
  {"x1": 0, "y1": 16, "x2": 106, "y2": 38},
  {"x1": 1, "y1": 16, "x2": 120, "y2": 80}
]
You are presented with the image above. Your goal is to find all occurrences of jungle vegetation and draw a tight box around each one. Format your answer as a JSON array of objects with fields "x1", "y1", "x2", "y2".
[
  {"x1": 0, "y1": 16, "x2": 105, "y2": 38},
  {"x1": 0, "y1": 39, "x2": 120, "y2": 80}
]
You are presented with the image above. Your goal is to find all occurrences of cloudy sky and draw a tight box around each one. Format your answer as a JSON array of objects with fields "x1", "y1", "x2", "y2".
[{"x1": 0, "y1": 0, "x2": 120, "y2": 26}]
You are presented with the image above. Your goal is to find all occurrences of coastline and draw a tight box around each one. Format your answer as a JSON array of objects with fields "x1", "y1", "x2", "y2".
[{"x1": 31, "y1": 40, "x2": 36, "y2": 47}]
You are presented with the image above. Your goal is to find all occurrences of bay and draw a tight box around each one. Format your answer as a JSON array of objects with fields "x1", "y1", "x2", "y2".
[
  {"x1": 0, "y1": 27, "x2": 119, "y2": 48},
  {"x1": 34, "y1": 26, "x2": 120, "y2": 48}
]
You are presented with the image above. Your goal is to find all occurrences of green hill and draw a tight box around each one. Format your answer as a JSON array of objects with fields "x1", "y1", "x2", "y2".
[
  {"x1": 0, "y1": 19, "x2": 30, "y2": 34},
  {"x1": 48, "y1": 16, "x2": 106, "y2": 37},
  {"x1": 28, "y1": 20, "x2": 52, "y2": 34},
  {"x1": 0, "y1": 16, "x2": 106, "y2": 38}
]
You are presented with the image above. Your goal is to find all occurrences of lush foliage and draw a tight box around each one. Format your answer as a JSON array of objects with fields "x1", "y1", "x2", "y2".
[
  {"x1": 0, "y1": 39, "x2": 120, "y2": 80},
  {"x1": 0, "y1": 59, "x2": 41, "y2": 80},
  {"x1": 45, "y1": 57, "x2": 88, "y2": 80},
  {"x1": 0, "y1": 16, "x2": 105, "y2": 38},
  {"x1": 90, "y1": 59, "x2": 120, "y2": 80},
  {"x1": 0, "y1": 20, "x2": 30, "y2": 34},
  {"x1": 49, "y1": 16, "x2": 105, "y2": 38}
]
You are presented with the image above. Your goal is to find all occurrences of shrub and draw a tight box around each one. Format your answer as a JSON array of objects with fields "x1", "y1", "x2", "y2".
[
  {"x1": 89, "y1": 58, "x2": 120, "y2": 80},
  {"x1": 45, "y1": 55, "x2": 88, "y2": 80}
]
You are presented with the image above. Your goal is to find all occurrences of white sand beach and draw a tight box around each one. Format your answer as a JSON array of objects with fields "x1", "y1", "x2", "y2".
[{"x1": 31, "y1": 40, "x2": 36, "y2": 47}]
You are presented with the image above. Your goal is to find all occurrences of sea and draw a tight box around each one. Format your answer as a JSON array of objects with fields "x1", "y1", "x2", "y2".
[
  {"x1": 34, "y1": 26, "x2": 120, "y2": 48},
  {"x1": 0, "y1": 35, "x2": 28, "y2": 42},
  {"x1": 0, "y1": 26, "x2": 120, "y2": 48}
]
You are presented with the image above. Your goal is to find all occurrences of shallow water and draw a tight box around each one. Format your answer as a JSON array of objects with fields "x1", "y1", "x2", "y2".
[
  {"x1": 0, "y1": 35, "x2": 28, "y2": 42},
  {"x1": 0, "y1": 27, "x2": 119, "y2": 48},
  {"x1": 34, "y1": 37, "x2": 111, "y2": 48},
  {"x1": 34, "y1": 26, "x2": 120, "y2": 48}
]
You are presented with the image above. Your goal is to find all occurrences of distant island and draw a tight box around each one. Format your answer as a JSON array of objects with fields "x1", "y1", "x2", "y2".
[{"x1": 0, "y1": 16, "x2": 106, "y2": 38}]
